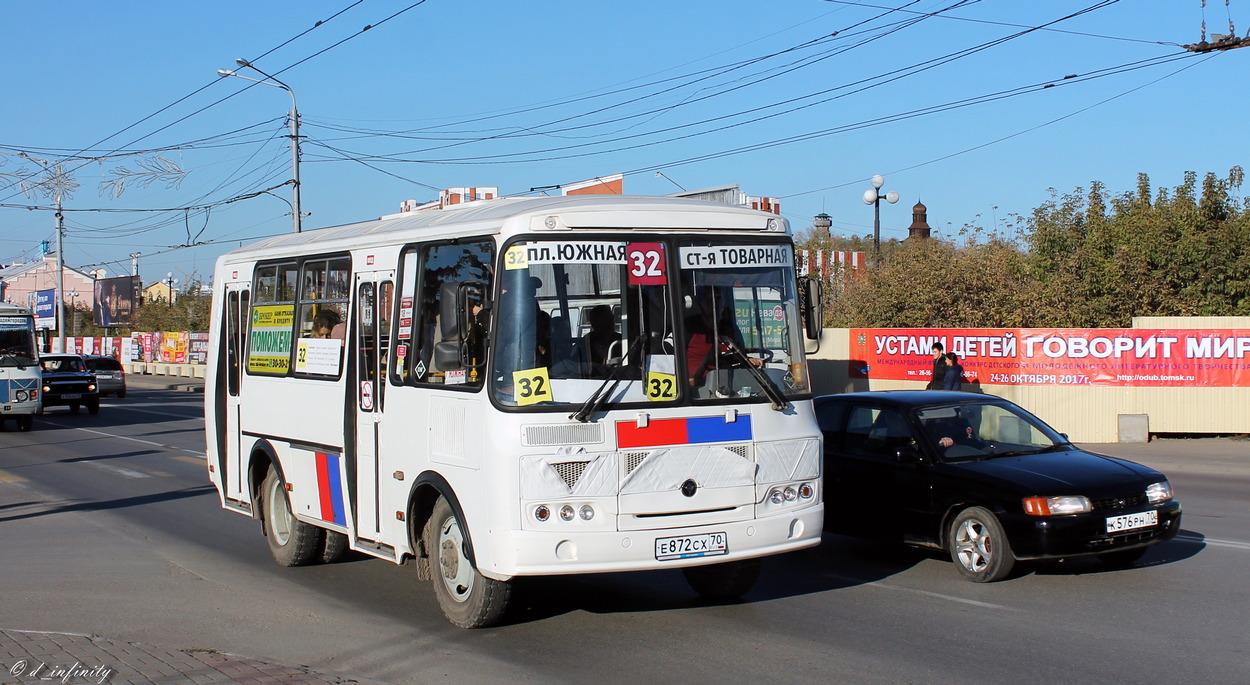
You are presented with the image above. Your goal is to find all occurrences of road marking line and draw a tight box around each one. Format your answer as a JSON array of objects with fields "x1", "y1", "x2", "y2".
[
  {"x1": 0, "y1": 469, "x2": 27, "y2": 483},
  {"x1": 1176, "y1": 533, "x2": 1250, "y2": 551},
  {"x1": 827, "y1": 573, "x2": 1015, "y2": 611},
  {"x1": 174, "y1": 456, "x2": 205, "y2": 466},
  {"x1": 85, "y1": 461, "x2": 150, "y2": 479},
  {"x1": 40, "y1": 421, "x2": 201, "y2": 455}
]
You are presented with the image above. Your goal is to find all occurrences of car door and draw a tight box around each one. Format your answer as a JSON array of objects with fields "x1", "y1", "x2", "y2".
[{"x1": 821, "y1": 401, "x2": 913, "y2": 539}]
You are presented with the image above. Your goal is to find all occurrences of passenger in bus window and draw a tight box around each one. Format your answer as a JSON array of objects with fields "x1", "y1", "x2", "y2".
[{"x1": 312, "y1": 308, "x2": 343, "y2": 341}]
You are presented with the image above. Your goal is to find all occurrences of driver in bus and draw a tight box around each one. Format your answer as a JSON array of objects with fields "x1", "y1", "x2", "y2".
[{"x1": 685, "y1": 286, "x2": 763, "y2": 387}]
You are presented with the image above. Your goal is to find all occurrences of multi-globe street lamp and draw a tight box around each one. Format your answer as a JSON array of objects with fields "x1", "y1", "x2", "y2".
[{"x1": 862, "y1": 174, "x2": 899, "y2": 261}]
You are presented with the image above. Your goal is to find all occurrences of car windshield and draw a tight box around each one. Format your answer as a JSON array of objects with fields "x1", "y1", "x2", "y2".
[
  {"x1": 490, "y1": 238, "x2": 809, "y2": 409},
  {"x1": 0, "y1": 317, "x2": 37, "y2": 367},
  {"x1": 42, "y1": 357, "x2": 85, "y2": 373},
  {"x1": 915, "y1": 401, "x2": 1067, "y2": 461}
]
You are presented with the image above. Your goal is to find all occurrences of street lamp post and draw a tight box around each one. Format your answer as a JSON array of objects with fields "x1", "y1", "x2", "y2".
[
  {"x1": 218, "y1": 59, "x2": 302, "y2": 233},
  {"x1": 166, "y1": 272, "x2": 178, "y2": 308},
  {"x1": 69, "y1": 289, "x2": 79, "y2": 336},
  {"x1": 862, "y1": 174, "x2": 899, "y2": 263}
]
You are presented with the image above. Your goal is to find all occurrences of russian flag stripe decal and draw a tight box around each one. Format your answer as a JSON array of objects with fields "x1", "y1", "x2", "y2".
[
  {"x1": 616, "y1": 415, "x2": 752, "y2": 449},
  {"x1": 315, "y1": 452, "x2": 347, "y2": 526}
]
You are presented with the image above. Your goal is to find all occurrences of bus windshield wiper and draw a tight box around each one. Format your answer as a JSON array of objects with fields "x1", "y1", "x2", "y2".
[
  {"x1": 720, "y1": 337, "x2": 788, "y2": 411},
  {"x1": 569, "y1": 332, "x2": 646, "y2": 423}
]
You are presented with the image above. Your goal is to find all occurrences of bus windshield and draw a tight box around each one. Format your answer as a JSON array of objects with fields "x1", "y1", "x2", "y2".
[
  {"x1": 491, "y1": 238, "x2": 808, "y2": 409},
  {"x1": 0, "y1": 316, "x2": 37, "y2": 367}
]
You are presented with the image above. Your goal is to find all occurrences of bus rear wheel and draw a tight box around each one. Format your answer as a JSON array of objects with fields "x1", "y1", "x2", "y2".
[
  {"x1": 261, "y1": 469, "x2": 323, "y2": 567},
  {"x1": 424, "y1": 496, "x2": 511, "y2": 628}
]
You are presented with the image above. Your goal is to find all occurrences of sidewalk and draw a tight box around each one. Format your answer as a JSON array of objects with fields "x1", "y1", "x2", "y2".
[
  {"x1": 0, "y1": 629, "x2": 382, "y2": 685},
  {"x1": 1076, "y1": 436, "x2": 1250, "y2": 475}
]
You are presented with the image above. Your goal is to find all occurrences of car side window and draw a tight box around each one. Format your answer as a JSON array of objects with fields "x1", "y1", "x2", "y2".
[{"x1": 844, "y1": 405, "x2": 914, "y2": 459}]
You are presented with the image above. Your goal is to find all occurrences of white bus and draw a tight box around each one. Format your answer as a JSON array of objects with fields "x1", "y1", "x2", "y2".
[
  {"x1": 205, "y1": 195, "x2": 825, "y2": 627},
  {"x1": 0, "y1": 303, "x2": 41, "y2": 431}
]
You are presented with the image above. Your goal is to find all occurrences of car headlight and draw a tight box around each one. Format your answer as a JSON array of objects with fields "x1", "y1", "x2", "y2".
[
  {"x1": 1023, "y1": 495, "x2": 1092, "y2": 516},
  {"x1": 1145, "y1": 480, "x2": 1172, "y2": 504}
]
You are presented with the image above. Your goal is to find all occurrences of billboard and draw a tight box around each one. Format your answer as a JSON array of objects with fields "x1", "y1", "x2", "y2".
[
  {"x1": 33, "y1": 288, "x2": 57, "y2": 330},
  {"x1": 93, "y1": 276, "x2": 140, "y2": 326},
  {"x1": 850, "y1": 328, "x2": 1250, "y2": 388}
]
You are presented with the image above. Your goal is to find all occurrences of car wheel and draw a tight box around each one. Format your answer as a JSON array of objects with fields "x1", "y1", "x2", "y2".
[
  {"x1": 949, "y1": 506, "x2": 1015, "y2": 582},
  {"x1": 683, "y1": 558, "x2": 762, "y2": 600},
  {"x1": 18, "y1": 416, "x2": 33, "y2": 432},
  {"x1": 424, "y1": 496, "x2": 511, "y2": 628},
  {"x1": 117, "y1": 388, "x2": 127, "y2": 399},
  {"x1": 261, "y1": 469, "x2": 323, "y2": 566},
  {"x1": 87, "y1": 399, "x2": 100, "y2": 415},
  {"x1": 1098, "y1": 547, "x2": 1149, "y2": 568}
]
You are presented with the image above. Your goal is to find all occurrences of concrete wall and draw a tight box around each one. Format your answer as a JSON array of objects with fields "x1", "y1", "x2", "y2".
[{"x1": 807, "y1": 317, "x2": 1250, "y2": 442}]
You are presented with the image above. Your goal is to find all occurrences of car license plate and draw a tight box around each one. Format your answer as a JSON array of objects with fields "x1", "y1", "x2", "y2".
[
  {"x1": 61, "y1": 393, "x2": 81, "y2": 399},
  {"x1": 1105, "y1": 510, "x2": 1158, "y2": 533},
  {"x1": 655, "y1": 532, "x2": 728, "y2": 561}
]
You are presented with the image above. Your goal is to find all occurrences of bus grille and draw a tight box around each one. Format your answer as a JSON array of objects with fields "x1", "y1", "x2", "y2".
[
  {"x1": 623, "y1": 451, "x2": 650, "y2": 475},
  {"x1": 552, "y1": 461, "x2": 589, "y2": 489},
  {"x1": 524, "y1": 423, "x2": 604, "y2": 446}
]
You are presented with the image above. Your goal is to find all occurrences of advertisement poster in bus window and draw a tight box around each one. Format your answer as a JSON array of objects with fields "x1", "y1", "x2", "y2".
[{"x1": 249, "y1": 304, "x2": 294, "y2": 373}]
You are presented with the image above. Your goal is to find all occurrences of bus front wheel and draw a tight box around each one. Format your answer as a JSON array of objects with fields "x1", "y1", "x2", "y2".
[
  {"x1": 261, "y1": 469, "x2": 323, "y2": 567},
  {"x1": 424, "y1": 496, "x2": 511, "y2": 628}
]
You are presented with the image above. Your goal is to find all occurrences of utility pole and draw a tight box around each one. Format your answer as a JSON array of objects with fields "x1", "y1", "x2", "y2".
[{"x1": 55, "y1": 193, "x2": 65, "y2": 353}]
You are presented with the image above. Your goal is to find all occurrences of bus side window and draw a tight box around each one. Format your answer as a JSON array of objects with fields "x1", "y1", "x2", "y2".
[
  {"x1": 404, "y1": 240, "x2": 494, "y2": 387},
  {"x1": 378, "y1": 280, "x2": 393, "y2": 402},
  {"x1": 356, "y1": 282, "x2": 378, "y2": 410}
]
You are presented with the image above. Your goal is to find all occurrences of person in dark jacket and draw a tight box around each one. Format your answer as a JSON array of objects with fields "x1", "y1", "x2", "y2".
[
  {"x1": 926, "y1": 342, "x2": 948, "y2": 389},
  {"x1": 942, "y1": 352, "x2": 964, "y2": 391}
]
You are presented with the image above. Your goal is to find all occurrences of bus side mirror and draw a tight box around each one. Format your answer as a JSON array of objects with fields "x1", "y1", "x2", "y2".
[
  {"x1": 433, "y1": 281, "x2": 487, "y2": 371},
  {"x1": 800, "y1": 277, "x2": 822, "y2": 341}
]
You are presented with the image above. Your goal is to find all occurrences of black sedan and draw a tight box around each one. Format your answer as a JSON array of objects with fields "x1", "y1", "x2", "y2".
[
  {"x1": 815, "y1": 391, "x2": 1181, "y2": 582},
  {"x1": 39, "y1": 353, "x2": 101, "y2": 415}
]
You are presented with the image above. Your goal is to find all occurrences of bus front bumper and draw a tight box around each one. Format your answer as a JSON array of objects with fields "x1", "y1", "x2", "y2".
[{"x1": 479, "y1": 504, "x2": 823, "y2": 580}]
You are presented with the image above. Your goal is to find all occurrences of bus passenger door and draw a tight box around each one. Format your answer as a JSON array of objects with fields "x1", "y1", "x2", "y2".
[
  {"x1": 221, "y1": 284, "x2": 250, "y2": 502},
  {"x1": 353, "y1": 273, "x2": 393, "y2": 543}
]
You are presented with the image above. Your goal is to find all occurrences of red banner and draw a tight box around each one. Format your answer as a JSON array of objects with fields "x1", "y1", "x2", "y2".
[{"x1": 849, "y1": 328, "x2": 1250, "y2": 388}]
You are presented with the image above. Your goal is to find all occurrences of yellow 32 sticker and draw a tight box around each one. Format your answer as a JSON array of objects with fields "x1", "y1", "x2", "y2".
[
  {"x1": 504, "y1": 245, "x2": 530, "y2": 270},
  {"x1": 645, "y1": 371, "x2": 678, "y2": 401},
  {"x1": 512, "y1": 367, "x2": 552, "y2": 406}
]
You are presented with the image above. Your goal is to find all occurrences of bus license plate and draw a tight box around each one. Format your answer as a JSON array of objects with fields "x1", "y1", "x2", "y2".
[
  {"x1": 1106, "y1": 510, "x2": 1157, "y2": 533},
  {"x1": 655, "y1": 532, "x2": 728, "y2": 561}
]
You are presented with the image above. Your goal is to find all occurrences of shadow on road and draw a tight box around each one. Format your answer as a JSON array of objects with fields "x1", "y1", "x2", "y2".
[
  {"x1": 1026, "y1": 529, "x2": 1206, "y2": 578},
  {"x1": 0, "y1": 484, "x2": 216, "y2": 523},
  {"x1": 498, "y1": 533, "x2": 924, "y2": 626}
]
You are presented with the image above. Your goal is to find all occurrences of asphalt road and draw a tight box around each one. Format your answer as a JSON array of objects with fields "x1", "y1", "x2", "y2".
[{"x1": 1, "y1": 379, "x2": 1247, "y2": 684}]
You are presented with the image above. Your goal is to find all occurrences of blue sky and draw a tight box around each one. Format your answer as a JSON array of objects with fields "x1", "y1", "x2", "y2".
[{"x1": 1, "y1": 0, "x2": 1245, "y2": 287}]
